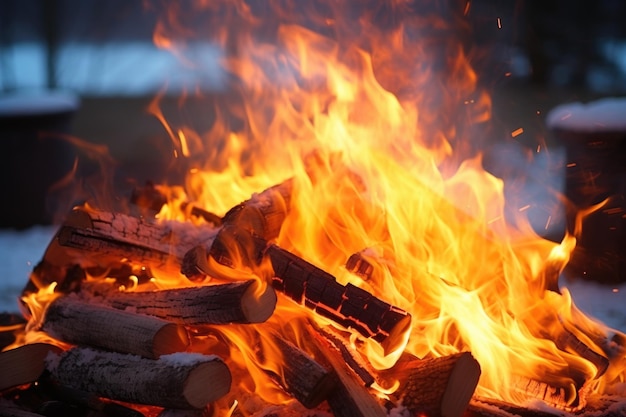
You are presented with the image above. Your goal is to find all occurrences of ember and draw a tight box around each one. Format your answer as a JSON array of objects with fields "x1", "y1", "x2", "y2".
[{"x1": 1, "y1": 1, "x2": 626, "y2": 417}]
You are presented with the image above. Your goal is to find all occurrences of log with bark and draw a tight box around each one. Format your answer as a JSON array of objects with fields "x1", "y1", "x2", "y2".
[
  {"x1": 54, "y1": 206, "x2": 219, "y2": 272},
  {"x1": 378, "y1": 352, "x2": 481, "y2": 417},
  {"x1": 98, "y1": 280, "x2": 276, "y2": 325},
  {"x1": 42, "y1": 296, "x2": 189, "y2": 359},
  {"x1": 263, "y1": 334, "x2": 337, "y2": 409},
  {"x1": 304, "y1": 322, "x2": 387, "y2": 417},
  {"x1": 46, "y1": 347, "x2": 231, "y2": 409}
]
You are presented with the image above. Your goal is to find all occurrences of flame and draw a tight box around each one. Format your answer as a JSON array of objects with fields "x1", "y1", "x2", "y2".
[{"x1": 12, "y1": 0, "x2": 626, "y2": 414}]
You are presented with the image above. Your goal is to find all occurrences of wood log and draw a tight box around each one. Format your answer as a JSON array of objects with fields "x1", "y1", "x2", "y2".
[
  {"x1": 101, "y1": 280, "x2": 276, "y2": 325},
  {"x1": 0, "y1": 343, "x2": 63, "y2": 392},
  {"x1": 305, "y1": 322, "x2": 387, "y2": 417},
  {"x1": 264, "y1": 335, "x2": 337, "y2": 408},
  {"x1": 267, "y1": 244, "x2": 411, "y2": 356},
  {"x1": 222, "y1": 179, "x2": 293, "y2": 241},
  {"x1": 42, "y1": 296, "x2": 189, "y2": 359},
  {"x1": 55, "y1": 206, "x2": 219, "y2": 271},
  {"x1": 345, "y1": 251, "x2": 375, "y2": 281},
  {"x1": 46, "y1": 347, "x2": 231, "y2": 409},
  {"x1": 379, "y1": 352, "x2": 481, "y2": 417},
  {"x1": 509, "y1": 373, "x2": 585, "y2": 412}
]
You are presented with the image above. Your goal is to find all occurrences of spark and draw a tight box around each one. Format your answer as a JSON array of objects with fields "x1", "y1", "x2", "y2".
[
  {"x1": 561, "y1": 113, "x2": 572, "y2": 120},
  {"x1": 511, "y1": 128, "x2": 524, "y2": 138},
  {"x1": 464, "y1": 1, "x2": 471, "y2": 16},
  {"x1": 613, "y1": 288, "x2": 620, "y2": 293},
  {"x1": 566, "y1": 163, "x2": 577, "y2": 168},
  {"x1": 536, "y1": 145, "x2": 541, "y2": 153},
  {"x1": 545, "y1": 215, "x2": 552, "y2": 230},
  {"x1": 497, "y1": 17, "x2": 502, "y2": 29},
  {"x1": 518, "y1": 205, "x2": 531, "y2": 212}
]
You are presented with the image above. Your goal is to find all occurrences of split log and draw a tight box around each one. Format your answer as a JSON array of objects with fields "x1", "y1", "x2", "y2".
[
  {"x1": 264, "y1": 335, "x2": 337, "y2": 408},
  {"x1": 46, "y1": 347, "x2": 231, "y2": 409},
  {"x1": 0, "y1": 343, "x2": 62, "y2": 392},
  {"x1": 305, "y1": 322, "x2": 387, "y2": 417},
  {"x1": 101, "y1": 280, "x2": 276, "y2": 325},
  {"x1": 267, "y1": 244, "x2": 411, "y2": 356},
  {"x1": 55, "y1": 206, "x2": 219, "y2": 271},
  {"x1": 379, "y1": 352, "x2": 481, "y2": 417},
  {"x1": 42, "y1": 296, "x2": 189, "y2": 359},
  {"x1": 345, "y1": 251, "x2": 375, "y2": 281}
]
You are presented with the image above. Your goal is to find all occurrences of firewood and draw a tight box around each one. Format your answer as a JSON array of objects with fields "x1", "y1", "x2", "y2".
[
  {"x1": 42, "y1": 296, "x2": 189, "y2": 359},
  {"x1": 267, "y1": 244, "x2": 411, "y2": 356},
  {"x1": 379, "y1": 352, "x2": 481, "y2": 417},
  {"x1": 101, "y1": 280, "x2": 276, "y2": 325},
  {"x1": 305, "y1": 322, "x2": 387, "y2": 417},
  {"x1": 0, "y1": 343, "x2": 62, "y2": 392},
  {"x1": 345, "y1": 251, "x2": 375, "y2": 281},
  {"x1": 315, "y1": 326, "x2": 376, "y2": 387},
  {"x1": 222, "y1": 179, "x2": 293, "y2": 241},
  {"x1": 55, "y1": 206, "x2": 219, "y2": 271},
  {"x1": 264, "y1": 335, "x2": 337, "y2": 408},
  {"x1": 46, "y1": 347, "x2": 231, "y2": 409},
  {"x1": 509, "y1": 373, "x2": 585, "y2": 412}
]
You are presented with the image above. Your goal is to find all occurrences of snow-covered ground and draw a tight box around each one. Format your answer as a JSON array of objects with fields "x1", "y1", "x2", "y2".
[{"x1": 0, "y1": 226, "x2": 625, "y2": 334}]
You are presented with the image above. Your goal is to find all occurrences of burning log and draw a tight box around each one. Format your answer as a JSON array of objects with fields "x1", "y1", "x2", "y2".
[
  {"x1": 266, "y1": 243, "x2": 411, "y2": 355},
  {"x1": 305, "y1": 322, "x2": 387, "y2": 417},
  {"x1": 0, "y1": 343, "x2": 62, "y2": 392},
  {"x1": 221, "y1": 179, "x2": 293, "y2": 241},
  {"x1": 55, "y1": 206, "x2": 219, "y2": 271},
  {"x1": 379, "y1": 352, "x2": 481, "y2": 417},
  {"x1": 100, "y1": 280, "x2": 276, "y2": 325},
  {"x1": 42, "y1": 296, "x2": 189, "y2": 359},
  {"x1": 265, "y1": 335, "x2": 337, "y2": 409},
  {"x1": 46, "y1": 347, "x2": 231, "y2": 409}
]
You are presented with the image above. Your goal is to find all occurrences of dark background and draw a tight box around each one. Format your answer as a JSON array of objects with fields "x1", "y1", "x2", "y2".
[{"x1": 1, "y1": 0, "x2": 626, "y2": 229}]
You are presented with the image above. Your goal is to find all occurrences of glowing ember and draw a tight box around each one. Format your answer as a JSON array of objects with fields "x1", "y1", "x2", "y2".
[{"x1": 2, "y1": 1, "x2": 626, "y2": 416}]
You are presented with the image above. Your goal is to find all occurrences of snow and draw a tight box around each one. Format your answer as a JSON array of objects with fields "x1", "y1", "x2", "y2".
[{"x1": 1, "y1": 226, "x2": 625, "y2": 335}]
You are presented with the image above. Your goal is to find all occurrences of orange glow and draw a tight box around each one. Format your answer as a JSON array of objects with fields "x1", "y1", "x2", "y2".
[{"x1": 12, "y1": 1, "x2": 626, "y2": 414}]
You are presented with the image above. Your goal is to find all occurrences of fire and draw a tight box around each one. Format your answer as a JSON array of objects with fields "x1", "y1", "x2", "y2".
[{"x1": 6, "y1": 0, "x2": 626, "y2": 415}]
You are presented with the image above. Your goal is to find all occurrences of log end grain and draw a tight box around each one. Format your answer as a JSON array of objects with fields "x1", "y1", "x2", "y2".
[
  {"x1": 153, "y1": 323, "x2": 190, "y2": 358},
  {"x1": 441, "y1": 352, "x2": 482, "y2": 417},
  {"x1": 241, "y1": 281, "x2": 277, "y2": 324},
  {"x1": 0, "y1": 343, "x2": 63, "y2": 392},
  {"x1": 183, "y1": 359, "x2": 232, "y2": 408}
]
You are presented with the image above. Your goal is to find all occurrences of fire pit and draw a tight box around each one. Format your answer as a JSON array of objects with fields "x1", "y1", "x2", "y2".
[{"x1": 1, "y1": 2, "x2": 626, "y2": 417}]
